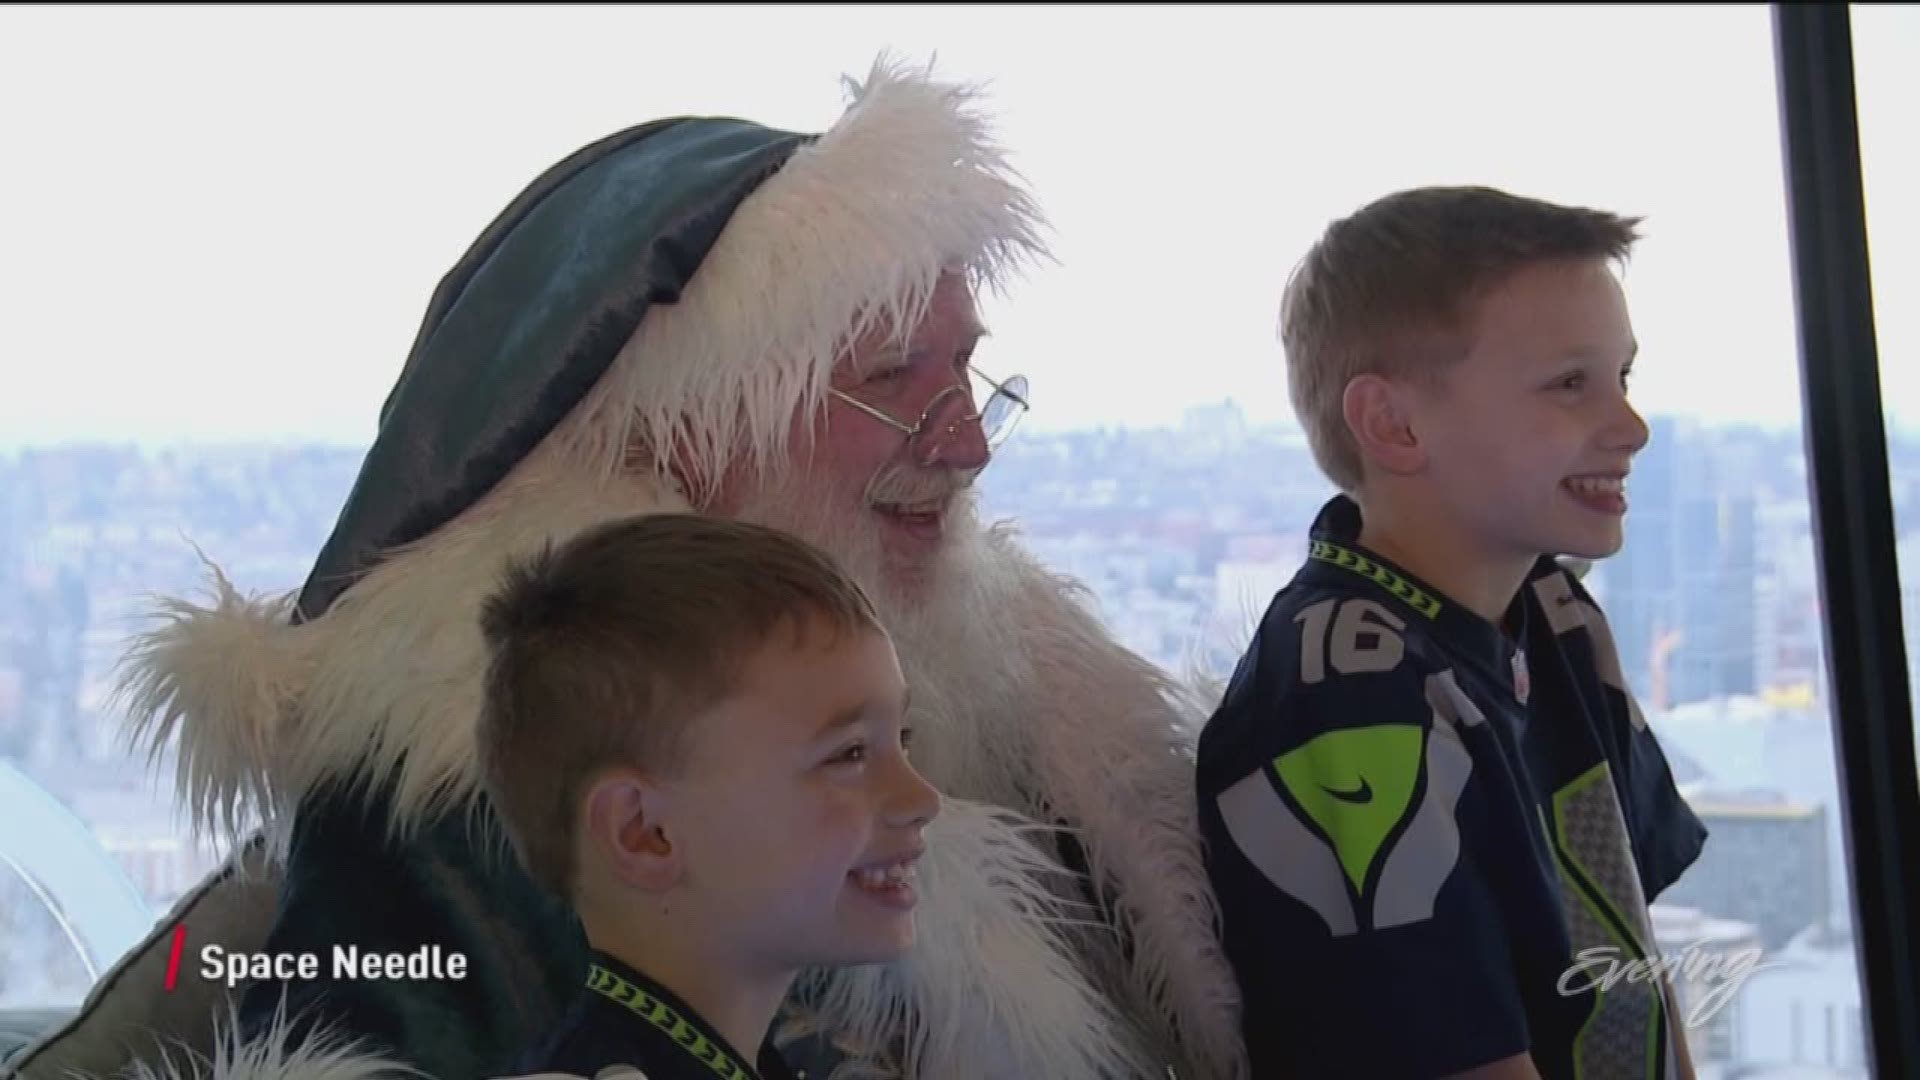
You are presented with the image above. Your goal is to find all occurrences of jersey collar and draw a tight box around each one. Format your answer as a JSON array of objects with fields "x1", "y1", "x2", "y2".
[
  {"x1": 1301, "y1": 495, "x2": 1536, "y2": 701},
  {"x1": 581, "y1": 950, "x2": 767, "y2": 1080}
]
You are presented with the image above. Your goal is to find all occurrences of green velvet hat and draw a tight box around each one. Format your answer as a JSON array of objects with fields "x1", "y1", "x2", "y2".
[{"x1": 295, "y1": 117, "x2": 809, "y2": 620}]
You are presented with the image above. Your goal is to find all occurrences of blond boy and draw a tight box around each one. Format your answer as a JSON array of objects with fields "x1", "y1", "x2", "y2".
[{"x1": 1198, "y1": 187, "x2": 1708, "y2": 1079}]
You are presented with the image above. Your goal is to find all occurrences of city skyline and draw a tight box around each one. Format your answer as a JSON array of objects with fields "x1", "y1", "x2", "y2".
[{"x1": 1, "y1": 419, "x2": 1907, "y2": 1075}]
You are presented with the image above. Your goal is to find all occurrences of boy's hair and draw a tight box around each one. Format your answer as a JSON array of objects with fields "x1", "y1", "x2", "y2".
[
  {"x1": 1281, "y1": 185, "x2": 1643, "y2": 492},
  {"x1": 476, "y1": 513, "x2": 884, "y2": 897}
]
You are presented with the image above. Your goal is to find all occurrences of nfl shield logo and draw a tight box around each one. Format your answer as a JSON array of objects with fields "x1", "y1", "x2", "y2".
[{"x1": 1512, "y1": 650, "x2": 1531, "y2": 705}]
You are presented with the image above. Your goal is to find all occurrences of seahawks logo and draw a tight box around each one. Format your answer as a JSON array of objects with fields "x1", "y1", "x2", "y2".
[{"x1": 1218, "y1": 670, "x2": 1486, "y2": 935}]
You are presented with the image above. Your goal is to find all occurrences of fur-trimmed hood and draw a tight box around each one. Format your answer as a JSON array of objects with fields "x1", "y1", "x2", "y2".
[{"x1": 121, "y1": 53, "x2": 1052, "y2": 865}]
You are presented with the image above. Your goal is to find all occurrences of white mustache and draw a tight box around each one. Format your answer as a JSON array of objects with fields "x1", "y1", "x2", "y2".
[{"x1": 864, "y1": 461, "x2": 975, "y2": 507}]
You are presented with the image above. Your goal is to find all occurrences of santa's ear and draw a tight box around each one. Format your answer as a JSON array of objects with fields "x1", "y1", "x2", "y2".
[{"x1": 624, "y1": 431, "x2": 713, "y2": 510}]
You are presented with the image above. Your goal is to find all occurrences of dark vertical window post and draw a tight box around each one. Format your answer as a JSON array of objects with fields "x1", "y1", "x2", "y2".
[{"x1": 1773, "y1": 5, "x2": 1920, "y2": 1076}]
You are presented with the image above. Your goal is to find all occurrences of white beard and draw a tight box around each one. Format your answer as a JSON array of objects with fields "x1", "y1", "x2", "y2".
[{"x1": 728, "y1": 463, "x2": 1041, "y2": 814}]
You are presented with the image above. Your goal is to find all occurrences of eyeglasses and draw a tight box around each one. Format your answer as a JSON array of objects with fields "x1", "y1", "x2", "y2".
[{"x1": 829, "y1": 366, "x2": 1030, "y2": 467}]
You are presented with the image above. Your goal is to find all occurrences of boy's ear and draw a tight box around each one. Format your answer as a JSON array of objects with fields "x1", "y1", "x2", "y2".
[
  {"x1": 1343, "y1": 373, "x2": 1427, "y2": 477},
  {"x1": 582, "y1": 769, "x2": 682, "y2": 894}
]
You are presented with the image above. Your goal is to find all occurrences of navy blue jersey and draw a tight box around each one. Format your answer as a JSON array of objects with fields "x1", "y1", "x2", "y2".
[
  {"x1": 1197, "y1": 496, "x2": 1707, "y2": 1079},
  {"x1": 510, "y1": 951, "x2": 799, "y2": 1080}
]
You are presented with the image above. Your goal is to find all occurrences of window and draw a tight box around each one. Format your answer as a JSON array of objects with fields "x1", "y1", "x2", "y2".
[
  {"x1": 0, "y1": 8, "x2": 1904, "y2": 1076},
  {"x1": 1853, "y1": 3, "x2": 1920, "y2": 766},
  {"x1": 1793, "y1": 999, "x2": 1805, "y2": 1062},
  {"x1": 0, "y1": 760, "x2": 154, "y2": 1007}
]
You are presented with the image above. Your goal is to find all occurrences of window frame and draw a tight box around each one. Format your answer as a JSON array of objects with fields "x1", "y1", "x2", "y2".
[{"x1": 1773, "y1": 6, "x2": 1920, "y2": 1075}]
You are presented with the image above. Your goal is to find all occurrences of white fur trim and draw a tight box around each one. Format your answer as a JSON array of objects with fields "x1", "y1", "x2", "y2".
[
  {"x1": 997, "y1": 544, "x2": 1249, "y2": 1080},
  {"x1": 114, "y1": 563, "x2": 306, "y2": 860},
  {"x1": 310, "y1": 447, "x2": 687, "y2": 858},
  {"x1": 782, "y1": 798, "x2": 1161, "y2": 1080},
  {"x1": 60, "y1": 995, "x2": 419, "y2": 1080},
  {"x1": 114, "y1": 441, "x2": 692, "y2": 860},
  {"x1": 565, "y1": 54, "x2": 1052, "y2": 504}
]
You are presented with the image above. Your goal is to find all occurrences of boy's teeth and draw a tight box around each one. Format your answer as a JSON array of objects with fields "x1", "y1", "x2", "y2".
[
  {"x1": 855, "y1": 864, "x2": 916, "y2": 888},
  {"x1": 1566, "y1": 476, "x2": 1624, "y2": 495}
]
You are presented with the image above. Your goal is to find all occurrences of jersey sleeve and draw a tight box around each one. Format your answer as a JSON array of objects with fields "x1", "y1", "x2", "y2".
[
  {"x1": 1619, "y1": 694, "x2": 1709, "y2": 901},
  {"x1": 1196, "y1": 598, "x2": 1534, "y2": 1078},
  {"x1": 1558, "y1": 570, "x2": 1710, "y2": 901}
]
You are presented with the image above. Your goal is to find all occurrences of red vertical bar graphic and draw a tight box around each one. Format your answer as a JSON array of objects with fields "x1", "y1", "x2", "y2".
[{"x1": 163, "y1": 924, "x2": 187, "y2": 991}]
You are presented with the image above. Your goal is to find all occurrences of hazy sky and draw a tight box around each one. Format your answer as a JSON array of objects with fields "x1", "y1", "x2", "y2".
[{"x1": 1, "y1": 5, "x2": 1914, "y2": 449}]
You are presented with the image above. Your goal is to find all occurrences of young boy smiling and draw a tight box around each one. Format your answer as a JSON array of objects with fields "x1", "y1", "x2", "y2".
[
  {"x1": 478, "y1": 514, "x2": 939, "y2": 1080},
  {"x1": 1197, "y1": 187, "x2": 1708, "y2": 1079}
]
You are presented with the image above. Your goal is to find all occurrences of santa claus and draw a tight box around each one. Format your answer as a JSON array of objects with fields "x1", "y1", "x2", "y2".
[{"x1": 11, "y1": 56, "x2": 1244, "y2": 1080}]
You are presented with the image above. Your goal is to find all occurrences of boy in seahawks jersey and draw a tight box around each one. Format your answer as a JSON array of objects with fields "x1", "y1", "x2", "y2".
[
  {"x1": 1198, "y1": 187, "x2": 1708, "y2": 1079},
  {"x1": 477, "y1": 515, "x2": 939, "y2": 1080}
]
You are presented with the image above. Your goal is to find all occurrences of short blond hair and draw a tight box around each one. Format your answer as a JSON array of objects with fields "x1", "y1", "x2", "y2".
[
  {"x1": 477, "y1": 514, "x2": 884, "y2": 898},
  {"x1": 1281, "y1": 186, "x2": 1642, "y2": 492}
]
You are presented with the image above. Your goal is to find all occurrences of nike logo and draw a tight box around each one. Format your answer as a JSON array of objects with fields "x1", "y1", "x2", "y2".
[{"x1": 1322, "y1": 777, "x2": 1374, "y2": 804}]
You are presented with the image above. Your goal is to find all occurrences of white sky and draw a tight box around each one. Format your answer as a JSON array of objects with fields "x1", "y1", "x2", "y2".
[{"x1": 0, "y1": 4, "x2": 1914, "y2": 449}]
